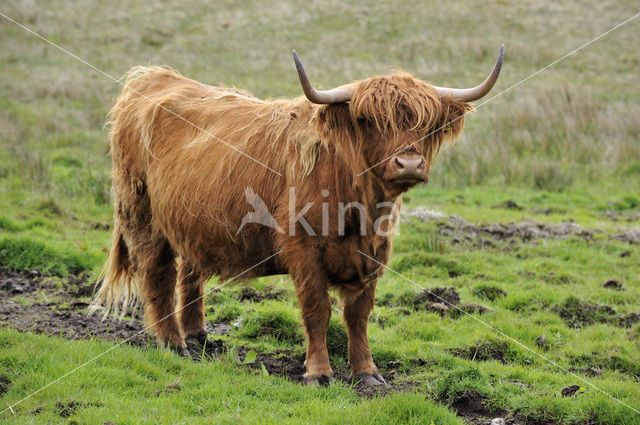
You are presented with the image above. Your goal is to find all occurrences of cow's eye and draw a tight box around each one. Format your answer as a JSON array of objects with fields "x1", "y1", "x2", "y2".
[{"x1": 358, "y1": 117, "x2": 376, "y2": 127}]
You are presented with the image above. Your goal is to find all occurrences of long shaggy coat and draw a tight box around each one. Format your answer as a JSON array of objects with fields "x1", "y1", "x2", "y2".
[{"x1": 92, "y1": 65, "x2": 470, "y2": 383}]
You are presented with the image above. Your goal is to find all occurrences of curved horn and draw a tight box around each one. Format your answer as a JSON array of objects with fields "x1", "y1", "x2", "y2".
[
  {"x1": 433, "y1": 44, "x2": 504, "y2": 102},
  {"x1": 292, "y1": 50, "x2": 352, "y2": 104}
]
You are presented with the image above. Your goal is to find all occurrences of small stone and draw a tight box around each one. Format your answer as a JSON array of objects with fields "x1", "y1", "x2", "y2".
[
  {"x1": 620, "y1": 250, "x2": 631, "y2": 258},
  {"x1": 491, "y1": 419, "x2": 506, "y2": 425}
]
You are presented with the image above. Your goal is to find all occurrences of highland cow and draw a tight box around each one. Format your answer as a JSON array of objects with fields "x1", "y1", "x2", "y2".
[{"x1": 92, "y1": 46, "x2": 504, "y2": 387}]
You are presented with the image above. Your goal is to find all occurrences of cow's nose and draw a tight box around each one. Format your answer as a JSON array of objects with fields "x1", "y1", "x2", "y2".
[{"x1": 394, "y1": 156, "x2": 425, "y2": 174}]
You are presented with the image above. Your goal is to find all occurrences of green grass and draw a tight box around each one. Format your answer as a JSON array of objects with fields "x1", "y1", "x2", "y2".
[
  {"x1": 0, "y1": 329, "x2": 462, "y2": 425},
  {"x1": 1, "y1": 0, "x2": 640, "y2": 423}
]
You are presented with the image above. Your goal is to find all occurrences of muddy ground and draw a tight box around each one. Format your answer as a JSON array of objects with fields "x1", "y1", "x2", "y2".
[
  {"x1": 2, "y1": 205, "x2": 638, "y2": 424},
  {"x1": 0, "y1": 269, "x2": 534, "y2": 424},
  {"x1": 404, "y1": 208, "x2": 640, "y2": 246}
]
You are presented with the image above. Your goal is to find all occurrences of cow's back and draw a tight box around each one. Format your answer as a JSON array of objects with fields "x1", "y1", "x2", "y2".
[{"x1": 109, "y1": 67, "x2": 291, "y2": 277}]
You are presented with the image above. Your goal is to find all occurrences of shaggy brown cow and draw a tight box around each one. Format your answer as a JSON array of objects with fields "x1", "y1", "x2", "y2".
[{"x1": 92, "y1": 46, "x2": 503, "y2": 387}]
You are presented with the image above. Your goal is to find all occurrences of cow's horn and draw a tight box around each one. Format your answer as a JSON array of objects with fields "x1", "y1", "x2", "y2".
[
  {"x1": 293, "y1": 50, "x2": 352, "y2": 104},
  {"x1": 432, "y1": 44, "x2": 504, "y2": 102}
]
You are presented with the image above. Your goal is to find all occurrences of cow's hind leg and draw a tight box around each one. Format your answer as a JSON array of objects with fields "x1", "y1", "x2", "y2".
[
  {"x1": 341, "y1": 280, "x2": 386, "y2": 387},
  {"x1": 138, "y1": 240, "x2": 186, "y2": 354},
  {"x1": 177, "y1": 261, "x2": 210, "y2": 351}
]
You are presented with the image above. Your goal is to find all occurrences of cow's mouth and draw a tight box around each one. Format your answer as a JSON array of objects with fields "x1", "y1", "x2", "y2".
[{"x1": 389, "y1": 177, "x2": 425, "y2": 186}]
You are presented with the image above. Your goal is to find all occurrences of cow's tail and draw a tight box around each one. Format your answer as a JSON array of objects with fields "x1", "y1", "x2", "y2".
[{"x1": 89, "y1": 226, "x2": 141, "y2": 319}]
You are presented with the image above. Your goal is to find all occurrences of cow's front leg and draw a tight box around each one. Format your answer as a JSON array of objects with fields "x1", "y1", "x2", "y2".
[
  {"x1": 342, "y1": 280, "x2": 387, "y2": 387},
  {"x1": 297, "y1": 282, "x2": 333, "y2": 386}
]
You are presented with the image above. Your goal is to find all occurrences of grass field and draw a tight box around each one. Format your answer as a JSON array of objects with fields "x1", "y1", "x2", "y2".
[{"x1": 1, "y1": 0, "x2": 639, "y2": 424}]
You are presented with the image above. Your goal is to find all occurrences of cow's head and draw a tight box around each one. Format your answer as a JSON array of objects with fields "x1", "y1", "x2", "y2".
[{"x1": 295, "y1": 46, "x2": 503, "y2": 197}]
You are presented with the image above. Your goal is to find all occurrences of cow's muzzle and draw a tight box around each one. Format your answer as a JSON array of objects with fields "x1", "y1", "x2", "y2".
[{"x1": 388, "y1": 154, "x2": 426, "y2": 185}]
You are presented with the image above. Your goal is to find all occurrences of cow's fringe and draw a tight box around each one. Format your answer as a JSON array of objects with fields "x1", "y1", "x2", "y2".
[{"x1": 88, "y1": 228, "x2": 142, "y2": 319}]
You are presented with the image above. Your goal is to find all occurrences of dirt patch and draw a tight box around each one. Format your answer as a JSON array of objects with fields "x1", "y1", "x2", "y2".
[
  {"x1": 551, "y1": 297, "x2": 617, "y2": 328},
  {"x1": 603, "y1": 210, "x2": 640, "y2": 222},
  {"x1": 0, "y1": 269, "x2": 40, "y2": 294},
  {"x1": 473, "y1": 284, "x2": 507, "y2": 301},
  {"x1": 245, "y1": 348, "x2": 307, "y2": 381},
  {"x1": 56, "y1": 401, "x2": 81, "y2": 418},
  {"x1": 406, "y1": 208, "x2": 599, "y2": 244},
  {"x1": 0, "y1": 270, "x2": 148, "y2": 347},
  {"x1": 451, "y1": 339, "x2": 508, "y2": 363},
  {"x1": 451, "y1": 389, "x2": 504, "y2": 421},
  {"x1": 55, "y1": 400, "x2": 101, "y2": 418},
  {"x1": 196, "y1": 341, "x2": 395, "y2": 398},
  {"x1": 613, "y1": 227, "x2": 640, "y2": 244},
  {"x1": 414, "y1": 287, "x2": 491, "y2": 319},
  {"x1": 450, "y1": 303, "x2": 493, "y2": 318},
  {"x1": 492, "y1": 200, "x2": 523, "y2": 210},
  {"x1": 238, "y1": 287, "x2": 286, "y2": 302},
  {"x1": 414, "y1": 286, "x2": 460, "y2": 308},
  {"x1": 602, "y1": 279, "x2": 623, "y2": 290},
  {"x1": 617, "y1": 312, "x2": 640, "y2": 328},
  {"x1": 568, "y1": 366, "x2": 602, "y2": 377},
  {"x1": 0, "y1": 374, "x2": 10, "y2": 395}
]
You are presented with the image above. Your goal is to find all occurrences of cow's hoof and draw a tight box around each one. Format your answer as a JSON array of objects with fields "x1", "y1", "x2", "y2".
[
  {"x1": 351, "y1": 372, "x2": 388, "y2": 388},
  {"x1": 185, "y1": 331, "x2": 214, "y2": 357},
  {"x1": 303, "y1": 375, "x2": 334, "y2": 387},
  {"x1": 171, "y1": 344, "x2": 191, "y2": 358},
  {"x1": 185, "y1": 331, "x2": 208, "y2": 347}
]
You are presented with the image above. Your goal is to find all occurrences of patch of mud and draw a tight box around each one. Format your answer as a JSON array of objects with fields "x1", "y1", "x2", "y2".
[
  {"x1": 451, "y1": 389, "x2": 504, "y2": 422},
  {"x1": 55, "y1": 400, "x2": 102, "y2": 418},
  {"x1": 568, "y1": 366, "x2": 602, "y2": 377},
  {"x1": 602, "y1": 209, "x2": 640, "y2": 222},
  {"x1": 414, "y1": 286, "x2": 460, "y2": 307},
  {"x1": 0, "y1": 269, "x2": 40, "y2": 294},
  {"x1": 402, "y1": 209, "x2": 640, "y2": 249},
  {"x1": 492, "y1": 200, "x2": 523, "y2": 210},
  {"x1": 613, "y1": 227, "x2": 640, "y2": 244},
  {"x1": 244, "y1": 347, "x2": 307, "y2": 381},
  {"x1": 414, "y1": 287, "x2": 491, "y2": 319},
  {"x1": 451, "y1": 339, "x2": 508, "y2": 363},
  {"x1": 405, "y1": 208, "x2": 599, "y2": 244},
  {"x1": 0, "y1": 374, "x2": 10, "y2": 395},
  {"x1": 0, "y1": 270, "x2": 148, "y2": 347},
  {"x1": 617, "y1": 312, "x2": 640, "y2": 328},
  {"x1": 473, "y1": 284, "x2": 507, "y2": 301},
  {"x1": 602, "y1": 279, "x2": 623, "y2": 290},
  {"x1": 238, "y1": 287, "x2": 285, "y2": 302},
  {"x1": 551, "y1": 297, "x2": 617, "y2": 328},
  {"x1": 196, "y1": 341, "x2": 395, "y2": 398},
  {"x1": 450, "y1": 303, "x2": 493, "y2": 318}
]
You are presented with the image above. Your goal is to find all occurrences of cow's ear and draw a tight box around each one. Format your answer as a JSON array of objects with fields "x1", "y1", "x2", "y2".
[{"x1": 440, "y1": 98, "x2": 473, "y2": 141}]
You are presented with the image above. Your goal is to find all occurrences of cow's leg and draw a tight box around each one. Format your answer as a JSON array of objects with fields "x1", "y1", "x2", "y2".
[
  {"x1": 177, "y1": 260, "x2": 210, "y2": 350},
  {"x1": 341, "y1": 280, "x2": 386, "y2": 387},
  {"x1": 138, "y1": 241, "x2": 186, "y2": 354},
  {"x1": 283, "y1": 245, "x2": 333, "y2": 386},
  {"x1": 297, "y1": 281, "x2": 333, "y2": 386}
]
